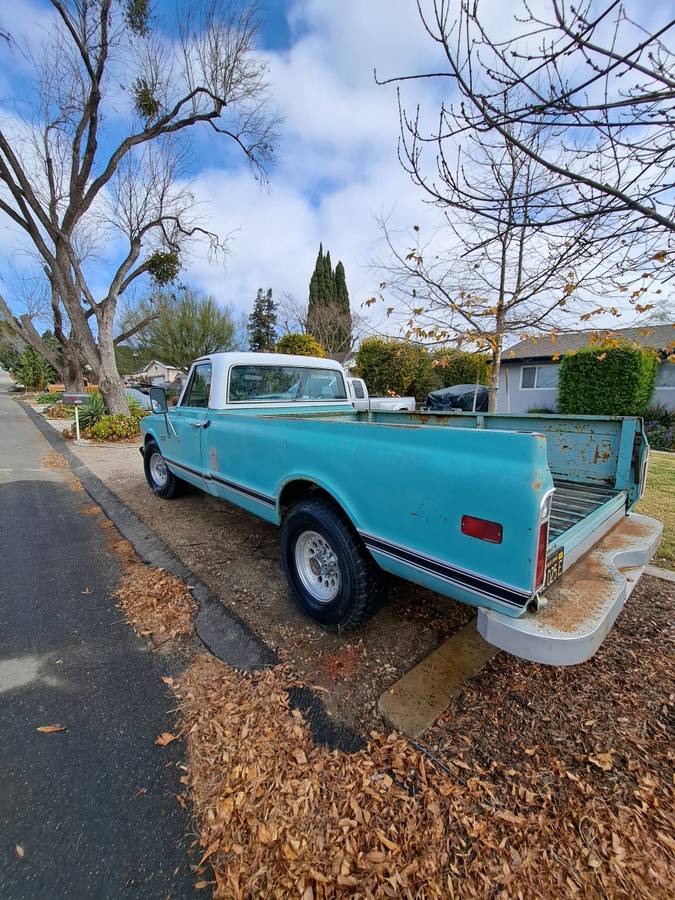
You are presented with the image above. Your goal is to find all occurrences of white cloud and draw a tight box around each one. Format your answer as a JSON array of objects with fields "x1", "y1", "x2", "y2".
[{"x1": 180, "y1": 0, "x2": 448, "y2": 324}]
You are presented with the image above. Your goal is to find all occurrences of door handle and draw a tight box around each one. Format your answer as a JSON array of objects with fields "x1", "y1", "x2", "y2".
[{"x1": 189, "y1": 420, "x2": 210, "y2": 429}]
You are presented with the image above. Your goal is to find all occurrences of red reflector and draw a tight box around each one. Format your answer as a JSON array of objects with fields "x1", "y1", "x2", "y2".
[
  {"x1": 461, "y1": 515, "x2": 503, "y2": 544},
  {"x1": 535, "y1": 520, "x2": 549, "y2": 588}
]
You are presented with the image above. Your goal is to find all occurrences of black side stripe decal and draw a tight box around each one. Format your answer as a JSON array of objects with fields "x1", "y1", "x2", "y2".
[
  {"x1": 164, "y1": 458, "x2": 276, "y2": 509},
  {"x1": 361, "y1": 533, "x2": 530, "y2": 607}
]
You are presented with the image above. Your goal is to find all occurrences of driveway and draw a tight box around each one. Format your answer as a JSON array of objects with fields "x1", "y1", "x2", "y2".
[{"x1": 0, "y1": 371, "x2": 192, "y2": 898}]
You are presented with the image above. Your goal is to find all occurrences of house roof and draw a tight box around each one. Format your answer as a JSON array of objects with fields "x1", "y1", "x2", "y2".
[
  {"x1": 502, "y1": 323, "x2": 675, "y2": 362},
  {"x1": 141, "y1": 360, "x2": 178, "y2": 371}
]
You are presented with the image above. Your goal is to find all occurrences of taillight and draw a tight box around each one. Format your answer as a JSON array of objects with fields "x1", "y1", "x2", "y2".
[
  {"x1": 461, "y1": 515, "x2": 503, "y2": 544},
  {"x1": 535, "y1": 520, "x2": 549, "y2": 589}
]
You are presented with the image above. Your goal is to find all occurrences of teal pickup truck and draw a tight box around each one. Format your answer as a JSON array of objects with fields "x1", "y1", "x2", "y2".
[{"x1": 141, "y1": 352, "x2": 662, "y2": 665}]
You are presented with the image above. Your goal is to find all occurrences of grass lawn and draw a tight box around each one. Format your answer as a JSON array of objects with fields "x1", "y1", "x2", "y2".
[{"x1": 636, "y1": 450, "x2": 675, "y2": 570}]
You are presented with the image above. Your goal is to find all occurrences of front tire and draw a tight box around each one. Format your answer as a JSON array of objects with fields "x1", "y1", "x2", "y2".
[
  {"x1": 281, "y1": 497, "x2": 387, "y2": 629},
  {"x1": 143, "y1": 440, "x2": 185, "y2": 499}
]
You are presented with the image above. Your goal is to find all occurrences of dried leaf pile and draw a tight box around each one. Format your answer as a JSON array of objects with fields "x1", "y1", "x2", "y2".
[
  {"x1": 174, "y1": 579, "x2": 674, "y2": 899},
  {"x1": 106, "y1": 523, "x2": 196, "y2": 643}
]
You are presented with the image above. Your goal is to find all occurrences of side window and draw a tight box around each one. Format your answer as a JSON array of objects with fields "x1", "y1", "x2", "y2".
[
  {"x1": 536, "y1": 365, "x2": 559, "y2": 389},
  {"x1": 180, "y1": 363, "x2": 212, "y2": 408},
  {"x1": 352, "y1": 379, "x2": 365, "y2": 399},
  {"x1": 521, "y1": 366, "x2": 536, "y2": 389}
]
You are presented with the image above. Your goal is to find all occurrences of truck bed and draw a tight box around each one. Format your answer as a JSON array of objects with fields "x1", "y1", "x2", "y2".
[{"x1": 550, "y1": 479, "x2": 623, "y2": 539}]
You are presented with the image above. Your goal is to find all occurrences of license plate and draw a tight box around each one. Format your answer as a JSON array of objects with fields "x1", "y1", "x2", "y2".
[{"x1": 545, "y1": 548, "x2": 565, "y2": 589}]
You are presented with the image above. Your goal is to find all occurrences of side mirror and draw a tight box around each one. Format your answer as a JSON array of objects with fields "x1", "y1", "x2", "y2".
[{"x1": 149, "y1": 386, "x2": 168, "y2": 413}]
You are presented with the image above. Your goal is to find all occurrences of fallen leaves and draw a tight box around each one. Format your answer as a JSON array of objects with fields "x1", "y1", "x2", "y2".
[
  {"x1": 172, "y1": 574, "x2": 675, "y2": 900},
  {"x1": 108, "y1": 529, "x2": 196, "y2": 643},
  {"x1": 154, "y1": 732, "x2": 178, "y2": 747},
  {"x1": 36, "y1": 724, "x2": 66, "y2": 733}
]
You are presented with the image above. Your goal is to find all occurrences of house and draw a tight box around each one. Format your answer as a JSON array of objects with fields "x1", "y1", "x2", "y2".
[
  {"x1": 131, "y1": 360, "x2": 184, "y2": 385},
  {"x1": 498, "y1": 324, "x2": 675, "y2": 414},
  {"x1": 330, "y1": 351, "x2": 358, "y2": 375}
]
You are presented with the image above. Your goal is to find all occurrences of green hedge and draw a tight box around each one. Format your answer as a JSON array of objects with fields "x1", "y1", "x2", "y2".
[
  {"x1": 355, "y1": 338, "x2": 435, "y2": 400},
  {"x1": 431, "y1": 350, "x2": 489, "y2": 389},
  {"x1": 558, "y1": 345, "x2": 658, "y2": 416},
  {"x1": 275, "y1": 333, "x2": 327, "y2": 358}
]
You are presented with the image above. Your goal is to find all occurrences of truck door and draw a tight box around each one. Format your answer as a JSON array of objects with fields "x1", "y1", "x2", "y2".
[
  {"x1": 163, "y1": 361, "x2": 212, "y2": 489},
  {"x1": 349, "y1": 377, "x2": 369, "y2": 411}
]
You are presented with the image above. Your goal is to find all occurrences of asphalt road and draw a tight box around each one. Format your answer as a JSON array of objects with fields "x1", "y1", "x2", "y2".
[{"x1": 0, "y1": 372, "x2": 193, "y2": 898}]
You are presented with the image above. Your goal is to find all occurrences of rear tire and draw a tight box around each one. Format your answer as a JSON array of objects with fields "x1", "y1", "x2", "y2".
[
  {"x1": 281, "y1": 497, "x2": 387, "y2": 629},
  {"x1": 143, "y1": 440, "x2": 186, "y2": 499}
]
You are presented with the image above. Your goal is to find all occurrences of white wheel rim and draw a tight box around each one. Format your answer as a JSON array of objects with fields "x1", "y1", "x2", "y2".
[
  {"x1": 294, "y1": 530, "x2": 341, "y2": 603},
  {"x1": 150, "y1": 452, "x2": 168, "y2": 488}
]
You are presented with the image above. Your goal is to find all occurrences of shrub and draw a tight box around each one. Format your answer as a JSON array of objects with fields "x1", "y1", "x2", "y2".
[
  {"x1": 355, "y1": 338, "x2": 435, "y2": 400},
  {"x1": 13, "y1": 347, "x2": 57, "y2": 391},
  {"x1": 46, "y1": 401, "x2": 74, "y2": 419},
  {"x1": 36, "y1": 391, "x2": 57, "y2": 404},
  {"x1": 88, "y1": 413, "x2": 143, "y2": 441},
  {"x1": 558, "y1": 344, "x2": 658, "y2": 416},
  {"x1": 0, "y1": 340, "x2": 21, "y2": 373},
  {"x1": 77, "y1": 391, "x2": 106, "y2": 430},
  {"x1": 645, "y1": 423, "x2": 675, "y2": 451},
  {"x1": 430, "y1": 350, "x2": 490, "y2": 390},
  {"x1": 644, "y1": 402, "x2": 675, "y2": 429},
  {"x1": 275, "y1": 333, "x2": 327, "y2": 357},
  {"x1": 527, "y1": 406, "x2": 557, "y2": 414}
]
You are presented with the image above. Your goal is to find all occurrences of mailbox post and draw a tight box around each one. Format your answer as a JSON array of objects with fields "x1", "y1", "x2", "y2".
[{"x1": 61, "y1": 392, "x2": 89, "y2": 443}]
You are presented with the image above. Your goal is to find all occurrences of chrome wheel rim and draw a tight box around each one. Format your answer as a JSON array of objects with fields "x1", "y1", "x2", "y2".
[
  {"x1": 294, "y1": 530, "x2": 341, "y2": 603},
  {"x1": 150, "y1": 452, "x2": 168, "y2": 488}
]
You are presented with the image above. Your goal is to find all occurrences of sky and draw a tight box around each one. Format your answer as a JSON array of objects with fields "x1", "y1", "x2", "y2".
[{"x1": 0, "y1": 0, "x2": 671, "y2": 338}]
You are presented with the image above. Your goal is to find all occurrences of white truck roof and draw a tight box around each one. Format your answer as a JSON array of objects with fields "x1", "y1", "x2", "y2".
[
  {"x1": 196, "y1": 351, "x2": 344, "y2": 371},
  {"x1": 186, "y1": 352, "x2": 349, "y2": 410}
]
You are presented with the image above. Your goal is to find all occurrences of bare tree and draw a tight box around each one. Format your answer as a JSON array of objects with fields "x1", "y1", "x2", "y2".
[
  {"x1": 373, "y1": 119, "x2": 623, "y2": 410},
  {"x1": 377, "y1": 1, "x2": 674, "y2": 275},
  {"x1": 0, "y1": 0, "x2": 278, "y2": 411}
]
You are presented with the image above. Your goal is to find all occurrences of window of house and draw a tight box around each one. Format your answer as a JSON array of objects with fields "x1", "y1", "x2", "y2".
[
  {"x1": 180, "y1": 363, "x2": 212, "y2": 408},
  {"x1": 521, "y1": 365, "x2": 559, "y2": 390},
  {"x1": 656, "y1": 362, "x2": 675, "y2": 388}
]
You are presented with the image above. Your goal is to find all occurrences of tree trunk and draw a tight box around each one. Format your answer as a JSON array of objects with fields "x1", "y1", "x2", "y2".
[
  {"x1": 97, "y1": 312, "x2": 129, "y2": 414},
  {"x1": 489, "y1": 339, "x2": 503, "y2": 413},
  {"x1": 63, "y1": 342, "x2": 85, "y2": 392}
]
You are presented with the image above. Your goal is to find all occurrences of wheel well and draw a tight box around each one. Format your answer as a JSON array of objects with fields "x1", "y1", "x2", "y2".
[{"x1": 279, "y1": 479, "x2": 351, "y2": 520}]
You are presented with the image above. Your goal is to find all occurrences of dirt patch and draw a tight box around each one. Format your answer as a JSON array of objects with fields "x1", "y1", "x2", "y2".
[
  {"x1": 80, "y1": 502, "x2": 100, "y2": 516},
  {"x1": 174, "y1": 581, "x2": 674, "y2": 900}
]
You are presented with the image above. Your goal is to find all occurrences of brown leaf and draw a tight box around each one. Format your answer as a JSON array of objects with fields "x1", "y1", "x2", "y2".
[
  {"x1": 36, "y1": 724, "x2": 66, "y2": 733},
  {"x1": 155, "y1": 732, "x2": 178, "y2": 746},
  {"x1": 589, "y1": 752, "x2": 613, "y2": 772}
]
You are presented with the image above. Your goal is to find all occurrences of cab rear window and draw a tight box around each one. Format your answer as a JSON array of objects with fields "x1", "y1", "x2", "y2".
[{"x1": 228, "y1": 365, "x2": 347, "y2": 403}]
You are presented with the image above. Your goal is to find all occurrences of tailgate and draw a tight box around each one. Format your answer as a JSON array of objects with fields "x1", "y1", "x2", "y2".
[{"x1": 478, "y1": 513, "x2": 663, "y2": 665}]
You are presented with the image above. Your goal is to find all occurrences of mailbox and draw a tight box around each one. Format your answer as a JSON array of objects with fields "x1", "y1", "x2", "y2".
[{"x1": 62, "y1": 392, "x2": 89, "y2": 406}]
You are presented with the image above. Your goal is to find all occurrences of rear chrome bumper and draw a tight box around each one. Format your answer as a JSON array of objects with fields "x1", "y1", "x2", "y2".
[{"x1": 477, "y1": 513, "x2": 663, "y2": 666}]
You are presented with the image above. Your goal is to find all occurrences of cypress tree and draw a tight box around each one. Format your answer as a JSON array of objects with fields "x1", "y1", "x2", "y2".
[
  {"x1": 307, "y1": 245, "x2": 352, "y2": 354},
  {"x1": 334, "y1": 261, "x2": 350, "y2": 314}
]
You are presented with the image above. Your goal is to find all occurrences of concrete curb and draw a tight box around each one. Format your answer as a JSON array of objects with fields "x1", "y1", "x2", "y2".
[
  {"x1": 19, "y1": 401, "x2": 364, "y2": 752},
  {"x1": 645, "y1": 565, "x2": 675, "y2": 583}
]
